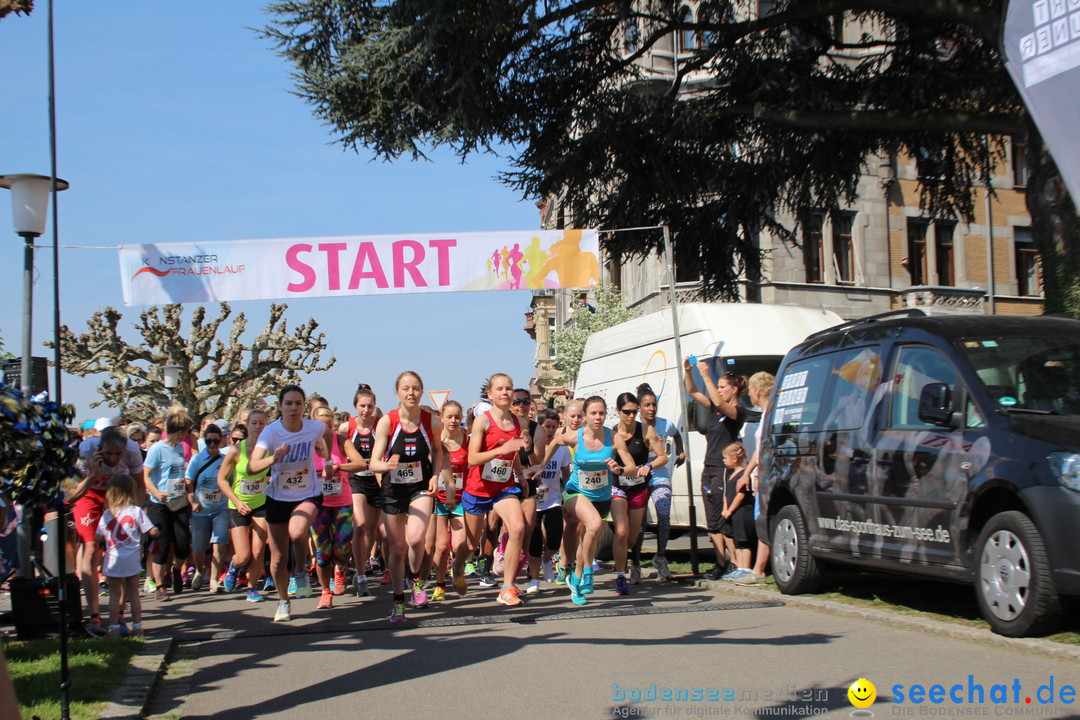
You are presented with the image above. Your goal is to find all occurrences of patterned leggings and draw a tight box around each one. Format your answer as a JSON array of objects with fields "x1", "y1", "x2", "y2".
[
  {"x1": 632, "y1": 479, "x2": 673, "y2": 560},
  {"x1": 312, "y1": 504, "x2": 354, "y2": 567}
]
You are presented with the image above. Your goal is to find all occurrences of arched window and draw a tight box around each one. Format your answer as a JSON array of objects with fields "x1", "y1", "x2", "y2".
[
  {"x1": 679, "y1": 6, "x2": 697, "y2": 53},
  {"x1": 625, "y1": 18, "x2": 640, "y2": 54}
]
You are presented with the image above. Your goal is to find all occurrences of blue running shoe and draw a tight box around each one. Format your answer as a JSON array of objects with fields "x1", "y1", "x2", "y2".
[
  {"x1": 223, "y1": 564, "x2": 239, "y2": 593},
  {"x1": 615, "y1": 575, "x2": 629, "y2": 596},
  {"x1": 581, "y1": 567, "x2": 595, "y2": 595},
  {"x1": 567, "y1": 570, "x2": 587, "y2": 606},
  {"x1": 287, "y1": 573, "x2": 299, "y2": 597}
]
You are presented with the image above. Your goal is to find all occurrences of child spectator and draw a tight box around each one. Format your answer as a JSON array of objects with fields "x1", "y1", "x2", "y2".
[{"x1": 96, "y1": 473, "x2": 159, "y2": 637}]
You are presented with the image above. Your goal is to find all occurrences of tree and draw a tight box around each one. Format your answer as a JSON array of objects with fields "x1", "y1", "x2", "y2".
[
  {"x1": 552, "y1": 284, "x2": 638, "y2": 388},
  {"x1": 48, "y1": 303, "x2": 335, "y2": 423},
  {"x1": 0, "y1": 1, "x2": 34, "y2": 20},
  {"x1": 264, "y1": 0, "x2": 1079, "y2": 311}
]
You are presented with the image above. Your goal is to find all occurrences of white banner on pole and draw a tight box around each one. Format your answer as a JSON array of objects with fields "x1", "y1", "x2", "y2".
[{"x1": 119, "y1": 229, "x2": 600, "y2": 306}]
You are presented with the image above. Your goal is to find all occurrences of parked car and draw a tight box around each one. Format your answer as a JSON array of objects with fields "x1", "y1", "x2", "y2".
[{"x1": 756, "y1": 309, "x2": 1080, "y2": 636}]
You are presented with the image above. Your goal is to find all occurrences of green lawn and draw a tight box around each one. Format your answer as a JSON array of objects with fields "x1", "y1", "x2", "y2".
[{"x1": 5, "y1": 636, "x2": 141, "y2": 720}]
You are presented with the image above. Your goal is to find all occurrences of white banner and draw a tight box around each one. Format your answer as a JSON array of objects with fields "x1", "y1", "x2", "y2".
[{"x1": 119, "y1": 229, "x2": 600, "y2": 306}]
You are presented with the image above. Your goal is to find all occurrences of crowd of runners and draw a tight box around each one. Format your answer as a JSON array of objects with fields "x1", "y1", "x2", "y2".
[{"x1": 68, "y1": 365, "x2": 774, "y2": 637}]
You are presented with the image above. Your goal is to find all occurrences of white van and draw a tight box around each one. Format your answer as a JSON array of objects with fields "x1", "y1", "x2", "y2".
[{"x1": 573, "y1": 302, "x2": 843, "y2": 530}]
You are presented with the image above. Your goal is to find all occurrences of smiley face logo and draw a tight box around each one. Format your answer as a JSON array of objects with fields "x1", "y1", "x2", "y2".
[{"x1": 848, "y1": 678, "x2": 876, "y2": 709}]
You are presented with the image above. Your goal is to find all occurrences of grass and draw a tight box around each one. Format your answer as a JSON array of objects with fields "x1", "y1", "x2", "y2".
[
  {"x1": 5, "y1": 636, "x2": 141, "y2": 720},
  {"x1": 667, "y1": 560, "x2": 1080, "y2": 645}
]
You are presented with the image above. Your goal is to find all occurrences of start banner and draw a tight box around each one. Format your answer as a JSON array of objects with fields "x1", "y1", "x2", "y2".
[{"x1": 119, "y1": 229, "x2": 599, "y2": 306}]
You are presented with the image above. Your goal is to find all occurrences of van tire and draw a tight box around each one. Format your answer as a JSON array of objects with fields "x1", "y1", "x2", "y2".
[
  {"x1": 974, "y1": 511, "x2": 1062, "y2": 637},
  {"x1": 770, "y1": 505, "x2": 822, "y2": 595},
  {"x1": 595, "y1": 521, "x2": 615, "y2": 562}
]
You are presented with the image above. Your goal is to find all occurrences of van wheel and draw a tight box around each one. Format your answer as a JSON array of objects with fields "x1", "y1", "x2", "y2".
[
  {"x1": 595, "y1": 521, "x2": 615, "y2": 562},
  {"x1": 974, "y1": 511, "x2": 1062, "y2": 637},
  {"x1": 770, "y1": 505, "x2": 822, "y2": 594}
]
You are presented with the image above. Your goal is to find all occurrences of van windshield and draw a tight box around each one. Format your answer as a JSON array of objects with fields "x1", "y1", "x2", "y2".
[{"x1": 957, "y1": 334, "x2": 1080, "y2": 415}]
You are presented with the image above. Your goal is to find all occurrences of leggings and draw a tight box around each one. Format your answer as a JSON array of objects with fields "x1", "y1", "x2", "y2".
[
  {"x1": 312, "y1": 505, "x2": 354, "y2": 567},
  {"x1": 632, "y1": 479, "x2": 672, "y2": 561},
  {"x1": 529, "y1": 506, "x2": 565, "y2": 558},
  {"x1": 146, "y1": 502, "x2": 192, "y2": 564}
]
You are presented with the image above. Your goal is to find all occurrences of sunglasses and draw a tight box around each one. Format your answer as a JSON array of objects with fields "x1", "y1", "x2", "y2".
[
  {"x1": 511, "y1": 398, "x2": 531, "y2": 406},
  {"x1": 620, "y1": 408, "x2": 638, "y2": 416},
  {"x1": 205, "y1": 438, "x2": 221, "y2": 444},
  {"x1": 231, "y1": 436, "x2": 244, "y2": 442}
]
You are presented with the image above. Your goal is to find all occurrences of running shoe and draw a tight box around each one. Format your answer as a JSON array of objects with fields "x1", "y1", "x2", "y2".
[
  {"x1": 366, "y1": 557, "x2": 380, "y2": 575},
  {"x1": 452, "y1": 569, "x2": 468, "y2": 597},
  {"x1": 615, "y1": 575, "x2": 629, "y2": 596},
  {"x1": 333, "y1": 568, "x2": 348, "y2": 596},
  {"x1": 735, "y1": 573, "x2": 769, "y2": 586},
  {"x1": 106, "y1": 625, "x2": 128, "y2": 638},
  {"x1": 581, "y1": 567, "x2": 595, "y2": 595},
  {"x1": 291, "y1": 572, "x2": 314, "y2": 598},
  {"x1": 86, "y1": 617, "x2": 107, "y2": 637},
  {"x1": 496, "y1": 586, "x2": 522, "y2": 606},
  {"x1": 130, "y1": 624, "x2": 145, "y2": 638},
  {"x1": 591, "y1": 561, "x2": 600, "y2": 573},
  {"x1": 555, "y1": 565, "x2": 567, "y2": 585},
  {"x1": 263, "y1": 574, "x2": 276, "y2": 592},
  {"x1": 211, "y1": 581, "x2": 224, "y2": 594},
  {"x1": 191, "y1": 570, "x2": 205, "y2": 592},
  {"x1": 182, "y1": 567, "x2": 194, "y2": 587},
  {"x1": 172, "y1": 568, "x2": 184, "y2": 595},
  {"x1": 704, "y1": 564, "x2": 725, "y2": 581},
  {"x1": 431, "y1": 586, "x2": 446, "y2": 602},
  {"x1": 465, "y1": 561, "x2": 477, "y2": 577},
  {"x1": 478, "y1": 572, "x2": 498, "y2": 588},
  {"x1": 411, "y1": 579, "x2": 428, "y2": 607},
  {"x1": 652, "y1": 555, "x2": 671, "y2": 581},
  {"x1": 223, "y1": 564, "x2": 238, "y2": 592},
  {"x1": 154, "y1": 586, "x2": 170, "y2": 603},
  {"x1": 143, "y1": 578, "x2": 157, "y2": 595},
  {"x1": 526, "y1": 578, "x2": 541, "y2": 594},
  {"x1": 380, "y1": 569, "x2": 391, "y2": 586},
  {"x1": 389, "y1": 601, "x2": 407, "y2": 623},
  {"x1": 274, "y1": 600, "x2": 292, "y2": 622},
  {"x1": 356, "y1": 575, "x2": 370, "y2": 597},
  {"x1": 318, "y1": 589, "x2": 333, "y2": 609},
  {"x1": 246, "y1": 589, "x2": 265, "y2": 603},
  {"x1": 542, "y1": 560, "x2": 555, "y2": 584},
  {"x1": 99, "y1": 581, "x2": 109, "y2": 597},
  {"x1": 288, "y1": 573, "x2": 298, "y2": 597},
  {"x1": 722, "y1": 568, "x2": 753, "y2": 581},
  {"x1": 630, "y1": 564, "x2": 642, "y2": 585},
  {"x1": 567, "y1": 571, "x2": 587, "y2": 606}
]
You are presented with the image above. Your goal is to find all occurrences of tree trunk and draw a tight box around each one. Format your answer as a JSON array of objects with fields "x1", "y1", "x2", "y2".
[{"x1": 1024, "y1": 117, "x2": 1080, "y2": 316}]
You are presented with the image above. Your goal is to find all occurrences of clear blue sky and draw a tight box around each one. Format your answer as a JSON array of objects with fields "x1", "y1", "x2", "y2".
[{"x1": 0, "y1": 3, "x2": 542, "y2": 420}]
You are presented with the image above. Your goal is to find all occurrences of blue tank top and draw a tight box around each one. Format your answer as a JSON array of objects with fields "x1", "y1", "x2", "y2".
[{"x1": 567, "y1": 426, "x2": 614, "y2": 501}]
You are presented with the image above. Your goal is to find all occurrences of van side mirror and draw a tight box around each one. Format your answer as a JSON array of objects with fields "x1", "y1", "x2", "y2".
[{"x1": 918, "y1": 382, "x2": 959, "y2": 428}]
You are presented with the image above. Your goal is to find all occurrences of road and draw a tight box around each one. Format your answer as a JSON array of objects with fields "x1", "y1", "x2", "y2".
[{"x1": 138, "y1": 573, "x2": 1080, "y2": 720}]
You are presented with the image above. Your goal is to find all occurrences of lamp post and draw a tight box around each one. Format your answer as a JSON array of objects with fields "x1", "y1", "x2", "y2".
[
  {"x1": 163, "y1": 364, "x2": 183, "y2": 401},
  {"x1": 0, "y1": 173, "x2": 69, "y2": 583}
]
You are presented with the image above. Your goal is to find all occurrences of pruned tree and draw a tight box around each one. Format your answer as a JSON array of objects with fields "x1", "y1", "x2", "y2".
[
  {"x1": 552, "y1": 284, "x2": 638, "y2": 389},
  {"x1": 0, "y1": 0, "x2": 34, "y2": 20},
  {"x1": 263, "y1": 0, "x2": 1079, "y2": 312},
  {"x1": 48, "y1": 303, "x2": 335, "y2": 423}
]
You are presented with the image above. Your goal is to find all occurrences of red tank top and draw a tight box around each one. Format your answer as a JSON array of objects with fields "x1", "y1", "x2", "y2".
[
  {"x1": 438, "y1": 441, "x2": 468, "y2": 503},
  {"x1": 465, "y1": 412, "x2": 521, "y2": 498}
]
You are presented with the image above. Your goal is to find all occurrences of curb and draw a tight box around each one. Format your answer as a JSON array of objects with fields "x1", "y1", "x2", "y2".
[
  {"x1": 98, "y1": 636, "x2": 175, "y2": 720},
  {"x1": 697, "y1": 579, "x2": 1080, "y2": 664}
]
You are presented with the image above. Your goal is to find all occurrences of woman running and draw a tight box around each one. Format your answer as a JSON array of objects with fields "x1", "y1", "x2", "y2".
[
  {"x1": 527, "y1": 409, "x2": 571, "y2": 592},
  {"x1": 553, "y1": 398, "x2": 585, "y2": 584},
  {"x1": 311, "y1": 405, "x2": 363, "y2": 608},
  {"x1": 369, "y1": 371, "x2": 446, "y2": 622},
  {"x1": 433, "y1": 400, "x2": 470, "y2": 600},
  {"x1": 634, "y1": 383, "x2": 684, "y2": 581},
  {"x1": 186, "y1": 422, "x2": 230, "y2": 592},
  {"x1": 462, "y1": 373, "x2": 530, "y2": 607},
  {"x1": 346, "y1": 385, "x2": 380, "y2": 597},
  {"x1": 248, "y1": 385, "x2": 329, "y2": 622},
  {"x1": 143, "y1": 408, "x2": 195, "y2": 603},
  {"x1": 217, "y1": 411, "x2": 270, "y2": 602},
  {"x1": 530, "y1": 396, "x2": 636, "y2": 605},
  {"x1": 609, "y1": 392, "x2": 667, "y2": 595}
]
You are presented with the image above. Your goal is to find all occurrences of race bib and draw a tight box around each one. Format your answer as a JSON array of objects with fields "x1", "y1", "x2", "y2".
[
  {"x1": 621, "y1": 474, "x2": 646, "y2": 487},
  {"x1": 240, "y1": 477, "x2": 268, "y2": 496},
  {"x1": 482, "y1": 458, "x2": 514, "y2": 483},
  {"x1": 167, "y1": 478, "x2": 187, "y2": 498},
  {"x1": 390, "y1": 461, "x2": 422, "y2": 484},
  {"x1": 281, "y1": 470, "x2": 311, "y2": 492},
  {"x1": 535, "y1": 487, "x2": 547, "y2": 505},
  {"x1": 439, "y1": 471, "x2": 464, "y2": 492},
  {"x1": 579, "y1": 468, "x2": 608, "y2": 491},
  {"x1": 355, "y1": 469, "x2": 375, "y2": 478},
  {"x1": 322, "y1": 478, "x2": 343, "y2": 496},
  {"x1": 198, "y1": 488, "x2": 221, "y2": 505}
]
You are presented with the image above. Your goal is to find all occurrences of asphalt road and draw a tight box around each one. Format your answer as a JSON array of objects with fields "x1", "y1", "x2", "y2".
[{"x1": 137, "y1": 573, "x2": 1080, "y2": 720}]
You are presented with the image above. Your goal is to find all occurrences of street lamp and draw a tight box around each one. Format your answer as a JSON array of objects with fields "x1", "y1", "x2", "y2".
[
  {"x1": 0, "y1": 173, "x2": 69, "y2": 397},
  {"x1": 163, "y1": 364, "x2": 183, "y2": 402}
]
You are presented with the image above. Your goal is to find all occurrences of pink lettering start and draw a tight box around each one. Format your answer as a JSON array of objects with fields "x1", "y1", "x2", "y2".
[{"x1": 286, "y1": 239, "x2": 457, "y2": 293}]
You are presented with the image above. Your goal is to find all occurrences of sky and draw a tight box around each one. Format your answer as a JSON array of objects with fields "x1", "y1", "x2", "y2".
[{"x1": 0, "y1": 3, "x2": 544, "y2": 421}]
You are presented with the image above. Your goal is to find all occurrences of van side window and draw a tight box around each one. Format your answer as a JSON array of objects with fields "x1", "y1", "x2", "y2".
[
  {"x1": 821, "y1": 347, "x2": 882, "y2": 431},
  {"x1": 772, "y1": 357, "x2": 832, "y2": 432},
  {"x1": 888, "y1": 346, "x2": 960, "y2": 429}
]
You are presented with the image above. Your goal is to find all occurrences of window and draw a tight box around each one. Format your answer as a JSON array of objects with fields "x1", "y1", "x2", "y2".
[
  {"x1": 1012, "y1": 138, "x2": 1029, "y2": 187},
  {"x1": 679, "y1": 7, "x2": 696, "y2": 53},
  {"x1": 832, "y1": 212, "x2": 855, "y2": 284},
  {"x1": 907, "y1": 220, "x2": 929, "y2": 285},
  {"x1": 771, "y1": 356, "x2": 833, "y2": 433},
  {"x1": 624, "y1": 19, "x2": 640, "y2": 54},
  {"x1": 822, "y1": 347, "x2": 882, "y2": 431},
  {"x1": 803, "y1": 214, "x2": 824, "y2": 283},
  {"x1": 935, "y1": 222, "x2": 955, "y2": 286},
  {"x1": 1014, "y1": 226, "x2": 1041, "y2": 296},
  {"x1": 888, "y1": 346, "x2": 959, "y2": 430}
]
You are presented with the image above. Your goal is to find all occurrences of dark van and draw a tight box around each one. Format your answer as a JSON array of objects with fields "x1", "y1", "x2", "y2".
[{"x1": 755, "y1": 309, "x2": 1080, "y2": 637}]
